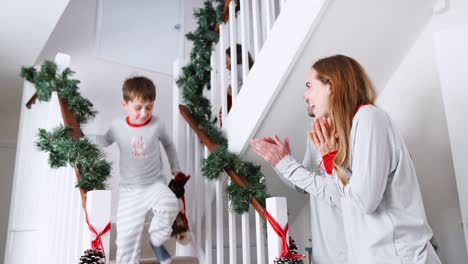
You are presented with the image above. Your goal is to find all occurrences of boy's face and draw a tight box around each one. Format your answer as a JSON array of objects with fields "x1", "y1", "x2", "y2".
[{"x1": 122, "y1": 97, "x2": 154, "y2": 125}]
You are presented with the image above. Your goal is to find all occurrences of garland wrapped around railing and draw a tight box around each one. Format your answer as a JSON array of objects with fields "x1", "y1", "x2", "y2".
[
  {"x1": 176, "y1": 0, "x2": 269, "y2": 214},
  {"x1": 21, "y1": 61, "x2": 112, "y2": 206}
]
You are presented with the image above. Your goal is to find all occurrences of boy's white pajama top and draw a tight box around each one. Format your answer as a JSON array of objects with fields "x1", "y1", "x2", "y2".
[
  {"x1": 88, "y1": 116, "x2": 180, "y2": 264},
  {"x1": 275, "y1": 105, "x2": 441, "y2": 264}
]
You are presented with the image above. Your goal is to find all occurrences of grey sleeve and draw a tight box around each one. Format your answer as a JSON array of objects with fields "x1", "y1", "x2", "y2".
[
  {"x1": 275, "y1": 155, "x2": 341, "y2": 207},
  {"x1": 273, "y1": 137, "x2": 324, "y2": 194},
  {"x1": 86, "y1": 127, "x2": 115, "y2": 147},
  {"x1": 273, "y1": 137, "x2": 313, "y2": 193},
  {"x1": 159, "y1": 122, "x2": 181, "y2": 174},
  {"x1": 342, "y1": 110, "x2": 392, "y2": 214}
]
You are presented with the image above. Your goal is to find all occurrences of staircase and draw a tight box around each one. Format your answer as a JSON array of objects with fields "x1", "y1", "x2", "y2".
[{"x1": 108, "y1": 222, "x2": 199, "y2": 264}]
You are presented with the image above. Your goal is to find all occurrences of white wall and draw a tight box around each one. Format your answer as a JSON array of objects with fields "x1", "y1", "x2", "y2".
[
  {"x1": 433, "y1": 22, "x2": 468, "y2": 255},
  {"x1": 0, "y1": 114, "x2": 19, "y2": 262},
  {"x1": 95, "y1": 0, "x2": 180, "y2": 75},
  {"x1": 378, "y1": 23, "x2": 467, "y2": 263},
  {"x1": 0, "y1": 0, "x2": 70, "y2": 115},
  {"x1": 181, "y1": 0, "x2": 206, "y2": 61},
  {"x1": 432, "y1": 0, "x2": 468, "y2": 254}
]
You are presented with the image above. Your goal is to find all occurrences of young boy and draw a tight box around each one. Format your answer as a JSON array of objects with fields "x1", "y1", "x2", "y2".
[{"x1": 87, "y1": 76, "x2": 180, "y2": 264}]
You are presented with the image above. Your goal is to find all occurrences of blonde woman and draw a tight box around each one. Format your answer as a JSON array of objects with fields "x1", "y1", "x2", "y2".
[{"x1": 251, "y1": 55, "x2": 440, "y2": 264}]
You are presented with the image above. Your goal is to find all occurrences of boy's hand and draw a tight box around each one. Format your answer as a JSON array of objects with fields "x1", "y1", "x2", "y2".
[{"x1": 169, "y1": 172, "x2": 190, "y2": 198}]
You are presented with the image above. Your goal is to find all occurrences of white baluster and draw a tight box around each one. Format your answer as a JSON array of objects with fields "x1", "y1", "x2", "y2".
[
  {"x1": 219, "y1": 24, "x2": 228, "y2": 123},
  {"x1": 195, "y1": 139, "x2": 202, "y2": 248},
  {"x1": 240, "y1": 0, "x2": 251, "y2": 81},
  {"x1": 229, "y1": 1, "x2": 239, "y2": 102},
  {"x1": 210, "y1": 50, "x2": 217, "y2": 118},
  {"x1": 255, "y1": 212, "x2": 266, "y2": 264},
  {"x1": 242, "y1": 211, "x2": 251, "y2": 264},
  {"x1": 228, "y1": 179, "x2": 237, "y2": 264},
  {"x1": 251, "y1": 0, "x2": 262, "y2": 58},
  {"x1": 216, "y1": 178, "x2": 224, "y2": 263},
  {"x1": 279, "y1": 0, "x2": 287, "y2": 12},
  {"x1": 270, "y1": 0, "x2": 277, "y2": 27},
  {"x1": 204, "y1": 147, "x2": 213, "y2": 264},
  {"x1": 265, "y1": 0, "x2": 273, "y2": 37}
]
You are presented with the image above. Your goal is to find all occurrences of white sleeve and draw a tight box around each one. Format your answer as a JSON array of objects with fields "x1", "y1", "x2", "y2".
[
  {"x1": 275, "y1": 155, "x2": 341, "y2": 207},
  {"x1": 342, "y1": 110, "x2": 393, "y2": 214},
  {"x1": 159, "y1": 122, "x2": 181, "y2": 174}
]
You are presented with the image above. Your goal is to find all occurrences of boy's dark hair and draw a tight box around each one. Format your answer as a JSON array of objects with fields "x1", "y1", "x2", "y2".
[
  {"x1": 226, "y1": 44, "x2": 254, "y2": 69},
  {"x1": 122, "y1": 76, "x2": 156, "y2": 102}
]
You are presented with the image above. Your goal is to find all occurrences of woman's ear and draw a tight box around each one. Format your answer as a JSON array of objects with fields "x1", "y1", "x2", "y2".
[{"x1": 327, "y1": 81, "x2": 334, "y2": 95}]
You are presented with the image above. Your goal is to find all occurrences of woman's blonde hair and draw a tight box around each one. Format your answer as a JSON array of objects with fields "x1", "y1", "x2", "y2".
[{"x1": 312, "y1": 55, "x2": 376, "y2": 185}]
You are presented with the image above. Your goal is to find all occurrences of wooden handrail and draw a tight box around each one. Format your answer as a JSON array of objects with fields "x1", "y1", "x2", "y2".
[
  {"x1": 214, "y1": 0, "x2": 235, "y2": 32},
  {"x1": 26, "y1": 93, "x2": 87, "y2": 208},
  {"x1": 179, "y1": 104, "x2": 266, "y2": 219}
]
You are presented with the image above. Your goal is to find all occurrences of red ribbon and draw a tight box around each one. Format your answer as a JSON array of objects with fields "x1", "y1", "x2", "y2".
[
  {"x1": 84, "y1": 207, "x2": 111, "y2": 256},
  {"x1": 322, "y1": 150, "x2": 338, "y2": 175},
  {"x1": 265, "y1": 210, "x2": 305, "y2": 259}
]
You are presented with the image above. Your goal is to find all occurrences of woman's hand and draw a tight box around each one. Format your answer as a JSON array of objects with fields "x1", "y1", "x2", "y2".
[
  {"x1": 250, "y1": 135, "x2": 291, "y2": 166},
  {"x1": 309, "y1": 117, "x2": 339, "y2": 155}
]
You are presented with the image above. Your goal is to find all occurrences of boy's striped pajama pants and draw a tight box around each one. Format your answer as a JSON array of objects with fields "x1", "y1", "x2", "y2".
[{"x1": 115, "y1": 181, "x2": 179, "y2": 264}]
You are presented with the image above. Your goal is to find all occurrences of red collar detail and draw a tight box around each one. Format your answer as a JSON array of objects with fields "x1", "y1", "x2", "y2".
[
  {"x1": 126, "y1": 116, "x2": 152, "y2": 127},
  {"x1": 357, "y1": 103, "x2": 371, "y2": 111}
]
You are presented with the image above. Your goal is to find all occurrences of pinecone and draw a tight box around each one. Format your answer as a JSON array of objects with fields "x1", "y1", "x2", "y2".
[
  {"x1": 273, "y1": 237, "x2": 304, "y2": 264},
  {"x1": 79, "y1": 249, "x2": 105, "y2": 264},
  {"x1": 274, "y1": 257, "x2": 289, "y2": 264}
]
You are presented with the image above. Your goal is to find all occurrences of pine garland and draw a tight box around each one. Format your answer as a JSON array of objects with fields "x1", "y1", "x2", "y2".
[
  {"x1": 177, "y1": 0, "x2": 269, "y2": 214},
  {"x1": 21, "y1": 61, "x2": 96, "y2": 124},
  {"x1": 20, "y1": 61, "x2": 111, "y2": 191}
]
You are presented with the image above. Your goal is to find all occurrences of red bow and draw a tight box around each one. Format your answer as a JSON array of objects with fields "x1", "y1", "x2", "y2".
[
  {"x1": 265, "y1": 211, "x2": 305, "y2": 259},
  {"x1": 84, "y1": 208, "x2": 111, "y2": 256}
]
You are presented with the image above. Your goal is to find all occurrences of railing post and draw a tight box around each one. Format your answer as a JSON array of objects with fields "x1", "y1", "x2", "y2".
[
  {"x1": 81, "y1": 190, "x2": 111, "y2": 263},
  {"x1": 266, "y1": 197, "x2": 288, "y2": 264}
]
